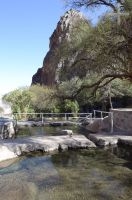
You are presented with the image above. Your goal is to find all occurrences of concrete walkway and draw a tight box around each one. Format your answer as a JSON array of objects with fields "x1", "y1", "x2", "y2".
[{"x1": 0, "y1": 135, "x2": 96, "y2": 162}]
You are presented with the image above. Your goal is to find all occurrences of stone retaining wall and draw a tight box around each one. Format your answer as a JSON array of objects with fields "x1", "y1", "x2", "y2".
[{"x1": 111, "y1": 109, "x2": 132, "y2": 133}]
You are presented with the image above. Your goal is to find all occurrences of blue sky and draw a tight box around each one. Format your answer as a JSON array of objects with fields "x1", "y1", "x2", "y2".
[{"x1": 0, "y1": 0, "x2": 107, "y2": 95}]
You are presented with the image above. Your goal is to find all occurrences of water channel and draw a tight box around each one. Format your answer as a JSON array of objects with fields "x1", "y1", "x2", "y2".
[{"x1": 0, "y1": 126, "x2": 132, "y2": 200}]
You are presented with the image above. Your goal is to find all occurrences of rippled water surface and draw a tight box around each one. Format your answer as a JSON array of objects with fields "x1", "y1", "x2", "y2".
[{"x1": 0, "y1": 147, "x2": 132, "y2": 200}]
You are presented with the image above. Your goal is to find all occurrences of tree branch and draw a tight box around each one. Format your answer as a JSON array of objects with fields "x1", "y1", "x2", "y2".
[
  {"x1": 71, "y1": 73, "x2": 132, "y2": 98},
  {"x1": 71, "y1": 0, "x2": 117, "y2": 11}
]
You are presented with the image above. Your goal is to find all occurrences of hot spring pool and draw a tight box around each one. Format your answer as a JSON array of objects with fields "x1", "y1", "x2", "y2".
[{"x1": 0, "y1": 147, "x2": 132, "y2": 200}]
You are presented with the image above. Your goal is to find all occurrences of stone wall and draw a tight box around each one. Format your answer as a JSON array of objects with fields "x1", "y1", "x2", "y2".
[{"x1": 111, "y1": 109, "x2": 132, "y2": 133}]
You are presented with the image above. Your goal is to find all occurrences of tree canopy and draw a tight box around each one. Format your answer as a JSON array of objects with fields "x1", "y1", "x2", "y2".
[{"x1": 59, "y1": 0, "x2": 132, "y2": 99}]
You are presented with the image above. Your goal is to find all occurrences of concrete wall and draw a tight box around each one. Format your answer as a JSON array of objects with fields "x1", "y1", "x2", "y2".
[{"x1": 111, "y1": 109, "x2": 132, "y2": 133}]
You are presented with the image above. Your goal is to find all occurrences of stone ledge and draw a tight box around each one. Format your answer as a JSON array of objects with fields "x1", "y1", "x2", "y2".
[
  {"x1": 118, "y1": 138, "x2": 132, "y2": 146},
  {"x1": 88, "y1": 134, "x2": 132, "y2": 147},
  {"x1": 0, "y1": 135, "x2": 96, "y2": 162}
]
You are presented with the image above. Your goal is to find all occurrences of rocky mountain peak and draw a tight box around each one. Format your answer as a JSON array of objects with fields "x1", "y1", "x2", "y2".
[
  {"x1": 32, "y1": 9, "x2": 87, "y2": 86},
  {"x1": 49, "y1": 9, "x2": 84, "y2": 49}
]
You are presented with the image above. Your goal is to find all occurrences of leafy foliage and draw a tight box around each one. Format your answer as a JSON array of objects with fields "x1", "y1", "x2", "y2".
[
  {"x1": 64, "y1": 99, "x2": 79, "y2": 113},
  {"x1": 60, "y1": 0, "x2": 132, "y2": 99},
  {"x1": 29, "y1": 85, "x2": 57, "y2": 112},
  {"x1": 3, "y1": 87, "x2": 34, "y2": 114}
]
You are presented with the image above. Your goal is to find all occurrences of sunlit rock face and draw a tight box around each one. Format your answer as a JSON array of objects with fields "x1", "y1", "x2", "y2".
[{"x1": 32, "y1": 9, "x2": 87, "y2": 86}]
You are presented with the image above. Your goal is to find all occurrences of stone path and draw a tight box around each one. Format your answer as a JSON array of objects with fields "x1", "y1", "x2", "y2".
[{"x1": 0, "y1": 135, "x2": 96, "y2": 162}]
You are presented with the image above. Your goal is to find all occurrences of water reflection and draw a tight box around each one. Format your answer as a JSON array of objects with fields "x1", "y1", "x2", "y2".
[
  {"x1": 110, "y1": 146, "x2": 132, "y2": 170},
  {"x1": 18, "y1": 125, "x2": 85, "y2": 137},
  {"x1": 0, "y1": 148, "x2": 132, "y2": 200}
]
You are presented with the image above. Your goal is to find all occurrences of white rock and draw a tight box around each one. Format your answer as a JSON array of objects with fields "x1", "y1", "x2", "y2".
[{"x1": 0, "y1": 145, "x2": 17, "y2": 162}]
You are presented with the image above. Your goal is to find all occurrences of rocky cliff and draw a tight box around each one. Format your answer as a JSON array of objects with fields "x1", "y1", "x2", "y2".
[{"x1": 32, "y1": 9, "x2": 88, "y2": 86}]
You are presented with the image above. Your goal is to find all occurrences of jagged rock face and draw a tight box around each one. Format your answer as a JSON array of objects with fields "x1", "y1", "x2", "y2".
[{"x1": 32, "y1": 9, "x2": 86, "y2": 86}]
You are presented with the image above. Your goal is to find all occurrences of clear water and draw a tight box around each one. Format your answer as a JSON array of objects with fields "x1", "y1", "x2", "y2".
[
  {"x1": 17, "y1": 125, "x2": 86, "y2": 137},
  {"x1": 0, "y1": 147, "x2": 132, "y2": 200}
]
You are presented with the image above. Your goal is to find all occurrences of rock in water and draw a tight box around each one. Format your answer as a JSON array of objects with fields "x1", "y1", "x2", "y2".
[
  {"x1": 32, "y1": 9, "x2": 89, "y2": 86},
  {"x1": 0, "y1": 118, "x2": 16, "y2": 139}
]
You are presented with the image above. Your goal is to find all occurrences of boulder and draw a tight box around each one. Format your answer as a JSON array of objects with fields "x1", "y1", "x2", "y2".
[
  {"x1": 0, "y1": 145, "x2": 17, "y2": 161},
  {"x1": 0, "y1": 118, "x2": 16, "y2": 139},
  {"x1": 85, "y1": 118, "x2": 103, "y2": 133},
  {"x1": 84, "y1": 116, "x2": 111, "y2": 133}
]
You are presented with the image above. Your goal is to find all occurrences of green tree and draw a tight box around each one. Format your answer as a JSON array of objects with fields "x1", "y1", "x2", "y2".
[
  {"x1": 64, "y1": 99, "x2": 79, "y2": 113},
  {"x1": 60, "y1": 0, "x2": 132, "y2": 98},
  {"x1": 29, "y1": 85, "x2": 57, "y2": 112},
  {"x1": 3, "y1": 87, "x2": 34, "y2": 115}
]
